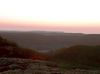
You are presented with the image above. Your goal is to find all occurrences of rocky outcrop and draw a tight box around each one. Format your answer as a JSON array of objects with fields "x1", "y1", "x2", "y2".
[{"x1": 0, "y1": 58, "x2": 100, "y2": 74}]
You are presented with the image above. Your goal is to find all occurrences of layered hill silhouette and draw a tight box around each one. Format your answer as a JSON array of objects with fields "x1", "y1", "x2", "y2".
[
  {"x1": 0, "y1": 36, "x2": 46, "y2": 60},
  {"x1": 1, "y1": 33, "x2": 100, "y2": 69},
  {"x1": 0, "y1": 31, "x2": 100, "y2": 52}
]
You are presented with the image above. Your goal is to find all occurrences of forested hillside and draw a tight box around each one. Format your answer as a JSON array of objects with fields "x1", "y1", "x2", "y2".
[
  {"x1": 0, "y1": 36, "x2": 46, "y2": 60},
  {"x1": 50, "y1": 45, "x2": 100, "y2": 69}
]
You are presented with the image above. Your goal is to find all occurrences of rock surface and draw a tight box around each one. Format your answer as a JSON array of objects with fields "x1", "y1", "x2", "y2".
[{"x1": 0, "y1": 58, "x2": 100, "y2": 74}]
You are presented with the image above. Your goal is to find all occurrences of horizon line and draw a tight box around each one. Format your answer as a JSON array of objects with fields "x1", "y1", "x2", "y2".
[{"x1": 0, "y1": 30, "x2": 100, "y2": 34}]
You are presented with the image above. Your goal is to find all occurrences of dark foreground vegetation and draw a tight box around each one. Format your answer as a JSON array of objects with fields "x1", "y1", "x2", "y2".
[
  {"x1": 50, "y1": 45, "x2": 100, "y2": 69},
  {"x1": 0, "y1": 36, "x2": 46, "y2": 60}
]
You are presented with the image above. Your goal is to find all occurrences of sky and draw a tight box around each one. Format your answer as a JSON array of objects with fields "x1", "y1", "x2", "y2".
[{"x1": 0, "y1": 0, "x2": 100, "y2": 34}]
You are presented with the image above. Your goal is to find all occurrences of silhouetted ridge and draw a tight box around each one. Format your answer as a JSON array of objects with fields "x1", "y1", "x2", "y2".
[{"x1": 0, "y1": 36, "x2": 46, "y2": 60}]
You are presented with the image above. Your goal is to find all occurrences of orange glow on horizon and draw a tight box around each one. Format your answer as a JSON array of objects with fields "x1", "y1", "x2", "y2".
[
  {"x1": 0, "y1": 0, "x2": 100, "y2": 34},
  {"x1": 0, "y1": 19, "x2": 100, "y2": 34}
]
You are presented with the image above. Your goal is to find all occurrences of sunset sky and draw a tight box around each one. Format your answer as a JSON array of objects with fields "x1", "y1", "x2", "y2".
[{"x1": 0, "y1": 0, "x2": 100, "y2": 34}]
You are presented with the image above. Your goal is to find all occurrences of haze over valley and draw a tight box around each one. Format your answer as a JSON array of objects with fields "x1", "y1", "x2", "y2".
[{"x1": 0, "y1": 31, "x2": 100, "y2": 52}]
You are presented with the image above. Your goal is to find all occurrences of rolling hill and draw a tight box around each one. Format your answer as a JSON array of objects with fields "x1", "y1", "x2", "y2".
[
  {"x1": 50, "y1": 45, "x2": 100, "y2": 69},
  {"x1": 0, "y1": 31, "x2": 100, "y2": 52}
]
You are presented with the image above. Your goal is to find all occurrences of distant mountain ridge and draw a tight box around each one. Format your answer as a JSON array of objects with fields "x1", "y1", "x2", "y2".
[{"x1": 0, "y1": 31, "x2": 100, "y2": 52}]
